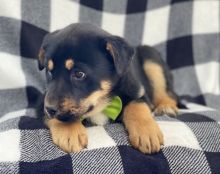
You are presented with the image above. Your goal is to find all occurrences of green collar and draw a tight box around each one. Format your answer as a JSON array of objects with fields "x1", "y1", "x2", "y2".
[{"x1": 102, "y1": 96, "x2": 122, "y2": 121}]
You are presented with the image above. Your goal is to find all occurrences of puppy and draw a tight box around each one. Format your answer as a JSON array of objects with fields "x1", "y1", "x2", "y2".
[{"x1": 38, "y1": 23, "x2": 178, "y2": 154}]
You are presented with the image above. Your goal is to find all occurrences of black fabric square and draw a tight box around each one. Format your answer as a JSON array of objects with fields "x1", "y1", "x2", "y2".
[
  {"x1": 171, "y1": 0, "x2": 189, "y2": 4},
  {"x1": 126, "y1": 0, "x2": 147, "y2": 14},
  {"x1": 180, "y1": 95, "x2": 206, "y2": 106},
  {"x1": 177, "y1": 113, "x2": 215, "y2": 122},
  {"x1": 18, "y1": 116, "x2": 46, "y2": 130},
  {"x1": 20, "y1": 21, "x2": 48, "y2": 59},
  {"x1": 118, "y1": 145, "x2": 170, "y2": 174},
  {"x1": 19, "y1": 155, "x2": 73, "y2": 174},
  {"x1": 167, "y1": 36, "x2": 193, "y2": 69},
  {"x1": 204, "y1": 152, "x2": 220, "y2": 174},
  {"x1": 80, "y1": 0, "x2": 103, "y2": 11},
  {"x1": 26, "y1": 86, "x2": 43, "y2": 108}
]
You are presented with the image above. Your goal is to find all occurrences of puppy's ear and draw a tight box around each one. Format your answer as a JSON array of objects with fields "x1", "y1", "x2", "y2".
[
  {"x1": 37, "y1": 31, "x2": 57, "y2": 71},
  {"x1": 105, "y1": 36, "x2": 134, "y2": 75},
  {"x1": 38, "y1": 33, "x2": 49, "y2": 71},
  {"x1": 38, "y1": 47, "x2": 46, "y2": 70}
]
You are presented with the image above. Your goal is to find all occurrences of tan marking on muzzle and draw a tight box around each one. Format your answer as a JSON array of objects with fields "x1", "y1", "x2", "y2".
[
  {"x1": 65, "y1": 58, "x2": 74, "y2": 70},
  {"x1": 81, "y1": 81, "x2": 112, "y2": 117},
  {"x1": 48, "y1": 59, "x2": 54, "y2": 71},
  {"x1": 59, "y1": 97, "x2": 78, "y2": 113}
]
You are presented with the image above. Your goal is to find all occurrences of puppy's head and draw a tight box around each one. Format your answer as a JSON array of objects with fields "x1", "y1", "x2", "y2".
[{"x1": 38, "y1": 23, "x2": 134, "y2": 122}]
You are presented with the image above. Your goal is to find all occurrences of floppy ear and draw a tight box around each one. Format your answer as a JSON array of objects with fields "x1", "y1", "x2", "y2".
[
  {"x1": 37, "y1": 31, "x2": 58, "y2": 71},
  {"x1": 38, "y1": 47, "x2": 46, "y2": 70},
  {"x1": 38, "y1": 33, "x2": 49, "y2": 71},
  {"x1": 105, "y1": 36, "x2": 134, "y2": 75}
]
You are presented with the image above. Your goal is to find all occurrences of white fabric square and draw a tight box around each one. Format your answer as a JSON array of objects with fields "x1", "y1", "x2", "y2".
[
  {"x1": 0, "y1": 0, "x2": 21, "y2": 19},
  {"x1": 0, "y1": 109, "x2": 36, "y2": 124},
  {"x1": 0, "y1": 109, "x2": 26, "y2": 123},
  {"x1": 142, "y1": 5, "x2": 170, "y2": 45},
  {"x1": 0, "y1": 53, "x2": 26, "y2": 89},
  {"x1": 50, "y1": 0, "x2": 79, "y2": 31},
  {"x1": 195, "y1": 62, "x2": 220, "y2": 95},
  {"x1": 193, "y1": 1, "x2": 219, "y2": 34},
  {"x1": 102, "y1": 12, "x2": 125, "y2": 37},
  {"x1": 158, "y1": 121, "x2": 202, "y2": 150},
  {"x1": 85, "y1": 126, "x2": 116, "y2": 150},
  {"x1": 0, "y1": 129, "x2": 20, "y2": 162},
  {"x1": 184, "y1": 103, "x2": 215, "y2": 113}
]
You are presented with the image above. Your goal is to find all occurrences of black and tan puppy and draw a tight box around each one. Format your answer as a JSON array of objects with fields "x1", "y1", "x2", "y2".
[{"x1": 38, "y1": 23, "x2": 178, "y2": 154}]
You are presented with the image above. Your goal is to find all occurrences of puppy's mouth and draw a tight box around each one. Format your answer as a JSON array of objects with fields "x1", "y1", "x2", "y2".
[{"x1": 44, "y1": 105, "x2": 94, "y2": 122}]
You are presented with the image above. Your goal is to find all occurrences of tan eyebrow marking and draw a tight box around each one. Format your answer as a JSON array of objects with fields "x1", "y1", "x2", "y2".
[
  {"x1": 48, "y1": 59, "x2": 54, "y2": 71},
  {"x1": 106, "y1": 42, "x2": 115, "y2": 58},
  {"x1": 65, "y1": 58, "x2": 74, "y2": 70}
]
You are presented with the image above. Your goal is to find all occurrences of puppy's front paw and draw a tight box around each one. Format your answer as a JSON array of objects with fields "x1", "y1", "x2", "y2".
[
  {"x1": 128, "y1": 121, "x2": 164, "y2": 154},
  {"x1": 48, "y1": 120, "x2": 88, "y2": 153},
  {"x1": 154, "y1": 104, "x2": 178, "y2": 117},
  {"x1": 123, "y1": 102, "x2": 164, "y2": 154},
  {"x1": 154, "y1": 95, "x2": 178, "y2": 117}
]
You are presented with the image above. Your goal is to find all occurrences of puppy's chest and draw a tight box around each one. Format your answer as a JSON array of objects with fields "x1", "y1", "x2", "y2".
[{"x1": 89, "y1": 113, "x2": 110, "y2": 126}]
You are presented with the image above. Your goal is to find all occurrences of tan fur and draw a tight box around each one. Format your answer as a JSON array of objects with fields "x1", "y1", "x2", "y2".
[
  {"x1": 100, "y1": 80, "x2": 112, "y2": 91},
  {"x1": 38, "y1": 48, "x2": 45, "y2": 66},
  {"x1": 153, "y1": 94, "x2": 178, "y2": 116},
  {"x1": 106, "y1": 43, "x2": 115, "y2": 58},
  {"x1": 48, "y1": 59, "x2": 54, "y2": 71},
  {"x1": 143, "y1": 61, "x2": 178, "y2": 116},
  {"x1": 123, "y1": 102, "x2": 164, "y2": 154},
  {"x1": 65, "y1": 58, "x2": 74, "y2": 70},
  {"x1": 46, "y1": 119, "x2": 88, "y2": 153},
  {"x1": 57, "y1": 81, "x2": 111, "y2": 118},
  {"x1": 143, "y1": 61, "x2": 166, "y2": 99},
  {"x1": 59, "y1": 97, "x2": 78, "y2": 114},
  {"x1": 82, "y1": 81, "x2": 111, "y2": 118},
  {"x1": 81, "y1": 81, "x2": 111, "y2": 106}
]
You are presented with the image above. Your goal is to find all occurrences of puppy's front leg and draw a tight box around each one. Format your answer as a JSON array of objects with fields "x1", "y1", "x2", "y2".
[
  {"x1": 123, "y1": 101, "x2": 164, "y2": 154},
  {"x1": 46, "y1": 119, "x2": 88, "y2": 153}
]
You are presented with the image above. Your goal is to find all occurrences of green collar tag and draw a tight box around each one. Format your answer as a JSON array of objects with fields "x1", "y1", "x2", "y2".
[{"x1": 102, "y1": 96, "x2": 122, "y2": 121}]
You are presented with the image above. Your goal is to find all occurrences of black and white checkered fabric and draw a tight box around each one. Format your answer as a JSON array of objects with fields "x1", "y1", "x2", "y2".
[{"x1": 0, "y1": 0, "x2": 219, "y2": 173}]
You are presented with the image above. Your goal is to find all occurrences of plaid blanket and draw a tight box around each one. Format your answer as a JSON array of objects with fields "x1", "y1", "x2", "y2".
[
  {"x1": 1, "y1": 105, "x2": 220, "y2": 173},
  {"x1": 0, "y1": 0, "x2": 220, "y2": 173}
]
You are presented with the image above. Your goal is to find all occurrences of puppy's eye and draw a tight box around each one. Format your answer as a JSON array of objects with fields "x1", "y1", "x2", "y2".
[{"x1": 72, "y1": 71, "x2": 86, "y2": 80}]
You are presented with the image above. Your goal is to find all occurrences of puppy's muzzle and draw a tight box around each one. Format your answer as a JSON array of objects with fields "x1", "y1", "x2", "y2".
[
  {"x1": 44, "y1": 101, "x2": 94, "y2": 122},
  {"x1": 44, "y1": 106, "x2": 77, "y2": 122}
]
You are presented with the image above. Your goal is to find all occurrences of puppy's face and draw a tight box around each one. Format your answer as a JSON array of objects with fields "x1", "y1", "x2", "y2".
[{"x1": 38, "y1": 23, "x2": 133, "y2": 122}]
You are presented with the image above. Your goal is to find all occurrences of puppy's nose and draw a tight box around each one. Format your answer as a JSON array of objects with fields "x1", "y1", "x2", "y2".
[
  {"x1": 45, "y1": 107, "x2": 57, "y2": 117},
  {"x1": 56, "y1": 114, "x2": 74, "y2": 122}
]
